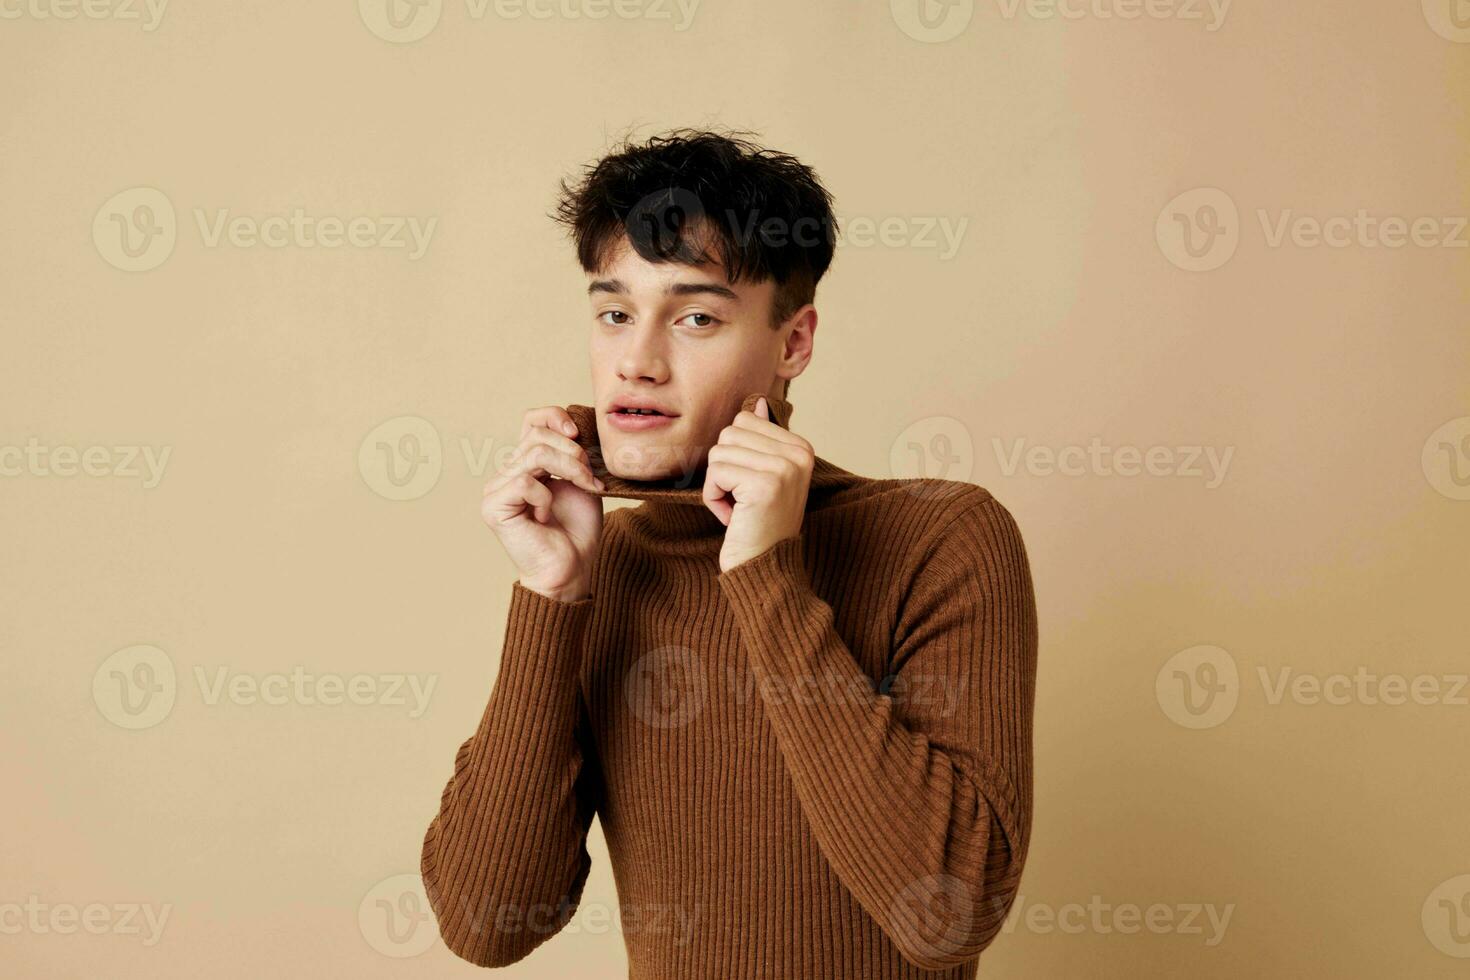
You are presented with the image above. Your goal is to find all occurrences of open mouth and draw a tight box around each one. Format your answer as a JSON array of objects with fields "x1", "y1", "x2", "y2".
[{"x1": 607, "y1": 406, "x2": 678, "y2": 430}]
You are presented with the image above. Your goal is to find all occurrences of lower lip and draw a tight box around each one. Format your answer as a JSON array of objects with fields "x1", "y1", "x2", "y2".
[{"x1": 607, "y1": 411, "x2": 678, "y2": 432}]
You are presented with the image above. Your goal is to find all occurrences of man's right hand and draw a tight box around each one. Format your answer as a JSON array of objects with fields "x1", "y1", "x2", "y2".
[{"x1": 482, "y1": 406, "x2": 605, "y2": 603}]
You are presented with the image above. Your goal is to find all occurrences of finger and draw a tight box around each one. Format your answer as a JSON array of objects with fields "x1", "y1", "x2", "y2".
[
  {"x1": 483, "y1": 471, "x2": 554, "y2": 526},
  {"x1": 485, "y1": 431, "x2": 593, "y2": 499},
  {"x1": 504, "y1": 443, "x2": 604, "y2": 495},
  {"x1": 522, "y1": 424, "x2": 597, "y2": 477},
  {"x1": 523, "y1": 473, "x2": 554, "y2": 524},
  {"x1": 728, "y1": 407, "x2": 807, "y2": 448},
  {"x1": 520, "y1": 406, "x2": 580, "y2": 443},
  {"x1": 487, "y1": 425, "x2": 592, "y2": 494},
  {"x1": 706, "y1": 443, "x2": 792, "y2": 479},
  {"x1": 715, "y1": 428, "x2": 815, "y2": 479},
  {"x1": 715, "y1": 423, "x2": 807, "y2": 457},
  {"x1": 700, "y1": 457, "x2": 780, "y2": 522},
  {"x1": 701, "y1": 460, "x2": 735, "y2": 525}
]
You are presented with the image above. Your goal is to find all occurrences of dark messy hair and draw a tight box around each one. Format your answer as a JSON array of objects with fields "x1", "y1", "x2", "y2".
[{"x1": 551, "y1": 127, "x2": 839, "y2": 333}]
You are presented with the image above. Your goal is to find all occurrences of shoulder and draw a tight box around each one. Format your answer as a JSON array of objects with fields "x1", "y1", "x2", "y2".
[
  {"x1": 813, "y1": 473, "x2": 1030, "y2": 589},
  {"x1": 905, "y1": 483, "x2": 1028, "y2": 577},
  {"x1": 824, "y1": 474, "x2": 1024, "y2": 555}
]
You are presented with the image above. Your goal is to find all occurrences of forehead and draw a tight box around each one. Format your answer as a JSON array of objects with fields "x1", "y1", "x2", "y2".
[
  {"x1": 588, "y1": 231, "x2": 773, "y2": 305},
  {"x1": 594, "y1": 226, "x2": 728, "y2": 277}
]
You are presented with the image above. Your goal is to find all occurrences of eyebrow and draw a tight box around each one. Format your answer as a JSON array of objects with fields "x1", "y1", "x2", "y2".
[{"x1": 587, "y1": 278, "x2": 739, "y2": 302}]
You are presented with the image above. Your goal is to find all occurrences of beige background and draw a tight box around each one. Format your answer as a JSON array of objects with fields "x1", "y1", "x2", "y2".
[{"x1": 3, "y1": 1, "x2": 1469, "y2": 977}]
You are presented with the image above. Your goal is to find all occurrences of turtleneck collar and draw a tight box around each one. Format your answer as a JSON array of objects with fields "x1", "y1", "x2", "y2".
[{"x1": 563, "y1": 391, "x2": 865, "y2": 543}]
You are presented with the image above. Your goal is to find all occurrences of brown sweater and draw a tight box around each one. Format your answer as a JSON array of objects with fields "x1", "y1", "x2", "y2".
[{"x1": 422, "y1": 392, "x2": 1038, "y2": 979}]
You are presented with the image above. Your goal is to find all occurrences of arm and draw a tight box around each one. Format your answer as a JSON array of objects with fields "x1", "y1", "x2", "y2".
[
  {"x1": 421, "y1": 580, "x2": 601, "y2": 967},
  {"x1": 715, "y1": 490, "x2": 1037, "y2": 970}
]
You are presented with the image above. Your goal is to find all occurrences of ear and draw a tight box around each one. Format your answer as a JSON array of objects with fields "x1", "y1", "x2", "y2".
[{"x1": 777, "y1": 303, "x2": 817, "y2": 382}]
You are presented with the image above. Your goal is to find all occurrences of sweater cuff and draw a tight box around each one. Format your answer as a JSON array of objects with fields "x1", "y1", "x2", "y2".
[
  {"x1": 716, "y1": 533, "x2": 813, "y2": 634},
  {"x1": 492, "y1": 580, "x2": 596, "y2": 704}
]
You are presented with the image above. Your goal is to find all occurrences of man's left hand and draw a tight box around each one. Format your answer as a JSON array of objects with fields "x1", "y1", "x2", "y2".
[{"x1": 704, "y1": 396, "x2": 815, "y2": 573}]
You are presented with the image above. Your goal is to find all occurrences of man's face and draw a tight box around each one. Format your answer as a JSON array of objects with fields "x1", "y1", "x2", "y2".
[{"x1": 586, "y1": 230, "x2": 806, "y2": 484}]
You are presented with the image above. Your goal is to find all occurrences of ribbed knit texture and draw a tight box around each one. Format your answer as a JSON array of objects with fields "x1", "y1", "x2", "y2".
[{"x1": 422, "y1": 393, "x2": 1038, "y2": 978}]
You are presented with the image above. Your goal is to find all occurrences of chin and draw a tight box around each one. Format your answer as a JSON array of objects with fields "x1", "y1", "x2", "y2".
[{"x1": 603, "y1": 433, "x2": 704, "y2": 485}]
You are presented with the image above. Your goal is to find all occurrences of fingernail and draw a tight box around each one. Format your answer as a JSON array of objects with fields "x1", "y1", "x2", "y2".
[
  {"x1": 563, "y1": 421, "x2": 577, "y2": 435},
  {"x1": 756, "y1": 396, "x2": 768, "y2": 416}
]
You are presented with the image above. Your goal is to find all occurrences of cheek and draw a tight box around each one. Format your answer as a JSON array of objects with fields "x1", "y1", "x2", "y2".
[
  {"x1": 679, "y1": 333, "x2": 765, "y2": 382},
  {"x1": 588, "y1": 329, "x2": 615, "y2": 366}
]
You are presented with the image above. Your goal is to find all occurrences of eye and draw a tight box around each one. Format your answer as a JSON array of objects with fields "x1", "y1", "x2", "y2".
[
  {"x1": 598, "y1": 310, "x2": 630, "y2": 326},
  {"x1": 676, "y1": 312, "x2": 720, "y2": 329}
]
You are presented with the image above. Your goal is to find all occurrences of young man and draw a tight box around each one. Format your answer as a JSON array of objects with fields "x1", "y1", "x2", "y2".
[{"x1": 421, "y1": 129, "x2": 1038, "y2": 979}]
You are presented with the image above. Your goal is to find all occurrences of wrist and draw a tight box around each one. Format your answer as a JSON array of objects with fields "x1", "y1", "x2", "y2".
[{"x1": 518, "y1": 576, "x2": 592, "y2": 603}]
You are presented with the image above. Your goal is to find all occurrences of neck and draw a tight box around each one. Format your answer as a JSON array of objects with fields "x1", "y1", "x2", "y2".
[{"x1": 563, "y1": 391, "x2": 860, "y2": 542}]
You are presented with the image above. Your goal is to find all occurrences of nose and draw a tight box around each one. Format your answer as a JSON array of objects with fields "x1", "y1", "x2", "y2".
[{"x1": 616, "y1": 321, "x2": 670, "y2": 385}]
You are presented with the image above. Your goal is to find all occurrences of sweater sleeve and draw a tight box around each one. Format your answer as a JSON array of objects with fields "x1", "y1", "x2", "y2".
[
  {"x1": 715, "y1": 490, "x2": 1037, "y2": 971},
  {"x1": 420, "y1": 580, "x2": 601, "y2": 967}
]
